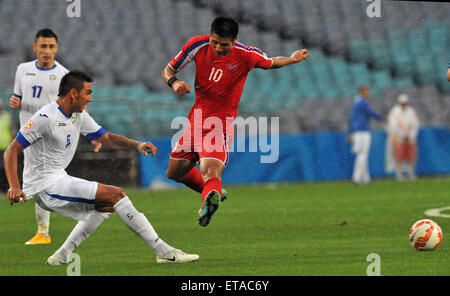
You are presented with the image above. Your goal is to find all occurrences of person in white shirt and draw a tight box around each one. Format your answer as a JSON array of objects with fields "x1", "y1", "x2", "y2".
[
  {"x1": 10, "y1": 28, "x2": 101, "y2": 245},
  {"x1": 4, "y1": 70, "x2": 199, "y2": 265},
  {"x1": 385, "y1": 94, "x2": 420, "y2": 181},
  {"x1": 11, "y1": 29, "x2": 68, "y2": 127}
]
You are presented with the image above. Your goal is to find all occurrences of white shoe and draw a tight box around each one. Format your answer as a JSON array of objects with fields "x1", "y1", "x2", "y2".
[
  {"x1": 46, "y1": 253, "x2": 69, "y2": 266},
  {"x1": 156, "y1": 249, "x2": 199, "y2": 264}
]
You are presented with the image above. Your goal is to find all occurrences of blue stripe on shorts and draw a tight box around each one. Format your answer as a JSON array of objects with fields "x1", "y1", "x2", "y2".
[{"x1": 44, "y1": 190, "x2": 95, "y2": 204}]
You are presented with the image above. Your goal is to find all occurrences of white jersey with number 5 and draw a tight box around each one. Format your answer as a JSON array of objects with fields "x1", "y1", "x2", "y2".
[
  {"x1": 13, "y1": 59, "x2": 69, "y2": 126},
  {"x1": 15, "y1": 101, "x2": 106, "y2": 197}
]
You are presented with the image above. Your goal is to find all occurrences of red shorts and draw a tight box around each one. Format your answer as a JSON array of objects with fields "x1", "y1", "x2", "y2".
[
  {"x1": 393, "y1": 138, "x2": 416, "y2": 162},
  {"x1": 170, "y1": 127, "x2": 233, "y2": 166}
]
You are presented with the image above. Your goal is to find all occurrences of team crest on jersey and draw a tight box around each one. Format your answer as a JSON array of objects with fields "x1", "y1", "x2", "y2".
[
  {"x1": 49, "y1": 74, "x2": 57, "y2": 81},
  {"x1": 71, "y1": 115, "x2": 76, "y2": 124},
  {"x1": 22, "y1": 121, "x2": 34, "y2": 134}
]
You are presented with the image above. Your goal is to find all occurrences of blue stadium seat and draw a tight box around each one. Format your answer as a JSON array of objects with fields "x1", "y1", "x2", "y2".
[
  {"x1": 349, "y1": 39, "x2": 369, "y2": 63},
  {"x1": 349, "y1": 63, "x2": 371, "y2": 87},
  {"x1": 371, "y1": 71, "x2": 393, "y2": 91},
  {"x1": 368, "y1": 39, "x2": 392, "y2": 70},
  {"x1": 392, "y1": 52, "x2": 414, "y2": 77},
  {"x1": 415, "y1": 55, "x2": 437, "y2": 85},
  {"x1": 394, "y1": 77, "x2": 414, "y2": 90}
]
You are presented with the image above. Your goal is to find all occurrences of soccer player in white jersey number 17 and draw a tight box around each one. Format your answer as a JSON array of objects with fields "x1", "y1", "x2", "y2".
[
  {"x1": 9, "y1": 28, "x2": 101, "y2": 245},
  {"x1": 4, "y1": 70, "x2": 199, "y2": 264}
]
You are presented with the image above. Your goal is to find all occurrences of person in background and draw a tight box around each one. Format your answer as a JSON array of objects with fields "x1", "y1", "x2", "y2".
[
  {"x1": 347, "y1": 85, "x2": 383, "y2": 185},
  {"x1": 386, "y1": 94, "x2": 419, "y2": 181}
]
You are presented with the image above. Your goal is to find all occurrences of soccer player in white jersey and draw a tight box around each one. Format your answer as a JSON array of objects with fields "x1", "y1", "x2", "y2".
[
  {"x1": 10, "y1": 29, "x2": 68, "y2": 127},
  {"x1": 9, "y1": 28, "x2": 101, "y2": 245},
  {"x1": 4, "y1": 70, "x2": 199, "y2": 264}
]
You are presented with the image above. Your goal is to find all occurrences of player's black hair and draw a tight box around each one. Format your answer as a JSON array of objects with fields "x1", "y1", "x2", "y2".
[
  {"x1": 35, "y1": 28, "x2": 58, "y2": 42},
  {"x1": 58, "y1": 70, "x2": 93, "y2": 97},
  {"x1": 211, "y1": 16, "x2": 239, "y2": 40}
]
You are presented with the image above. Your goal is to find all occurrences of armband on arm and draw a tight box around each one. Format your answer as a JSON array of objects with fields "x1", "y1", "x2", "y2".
[{"x1": 168, "y1": 77, "x2": 178, "y2": 88}]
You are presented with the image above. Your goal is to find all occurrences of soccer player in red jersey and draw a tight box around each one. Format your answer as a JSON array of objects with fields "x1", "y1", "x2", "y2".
[{"x1": 161, "y1": 16, "x2": 309, "y2": 227}]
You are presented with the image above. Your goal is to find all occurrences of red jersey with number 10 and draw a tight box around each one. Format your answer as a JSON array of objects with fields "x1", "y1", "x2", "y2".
[{"x1": 169, "y1": 35, "x2": 273, "y2": 131}]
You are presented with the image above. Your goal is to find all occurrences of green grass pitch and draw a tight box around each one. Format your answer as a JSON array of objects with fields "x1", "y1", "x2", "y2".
[{"x1": 0, "y1": 177, "x2": 448, "y2": 276}]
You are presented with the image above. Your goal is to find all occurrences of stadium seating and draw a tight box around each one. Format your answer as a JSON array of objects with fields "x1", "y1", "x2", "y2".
[
  {"x1": 0, "y1": 0, "x2": 448, "y2": 138},
  {"x1": 204, "y1": 0, "x2": 449, "y2": 86}
]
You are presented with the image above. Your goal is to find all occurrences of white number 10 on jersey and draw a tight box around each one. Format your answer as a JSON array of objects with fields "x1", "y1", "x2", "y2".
[{"x1": 208, "y1": 67, "x2": 223, "y2": 82}]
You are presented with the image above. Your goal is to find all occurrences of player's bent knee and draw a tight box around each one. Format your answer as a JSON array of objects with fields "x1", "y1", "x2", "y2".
[
  {"x1": 105, "y1": 186, "x2": 126, "y2": 203},
  {"x1": 166, "y1": 169, "x2": 184, "y2": 182},
  {"x1": 96, "y1": 184, "x2": 127, "y2": 208},
  {"x1": 113, "y1": 187, "x2": 126, "y2": 203}
]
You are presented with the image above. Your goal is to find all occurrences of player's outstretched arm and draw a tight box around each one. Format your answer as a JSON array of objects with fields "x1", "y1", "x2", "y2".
[
  {"x1": 161, "y1": 65, "x2": 191, "y2": 96},
  {"x1": 94, "y1": 132, "x2": 158, "y2": 157},
  {"x1": 270, "y1": 49, "x2": 309, "y2": 69},
  {"x1": 447, "y1": 68, "x2": 450, "y2": 82},
  {"x1": 3, "y1": 140, "x2": 27, "y2": 205}
]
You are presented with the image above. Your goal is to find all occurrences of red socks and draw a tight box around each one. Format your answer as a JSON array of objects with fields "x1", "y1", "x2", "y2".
[
  {"x1": 201, "y1": 178, "x2": 222, "y2": 204},
  {"x1": 180, "y1": 168, "x2": 222, "y2": 204},
  {"x1": 180, "y1": 167, "x2": 204, "y2": 193}
]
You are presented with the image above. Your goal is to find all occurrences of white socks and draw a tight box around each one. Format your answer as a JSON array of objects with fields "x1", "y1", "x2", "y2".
[
  {"x1": 406, "y1": 163, "x2": 416, "y2": 178},
  {"x1": 55, "y1": 196, "x2": 173, "y2": 261},
  {"x1": 395, "y1": 162, "x2": 404, "y2": 180},
  {"x1": 113, "y1": 197, "x2": 173, "y2": 256},
  {"x1": 36, "y1": 203, "x2": 50, "y2": 236},
  {"x1": 56, "y1": 211, "x2": 111, "y2": 261},
  {"x1": 395, "y1": 162, "x2": 417, "y2": 180}
]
